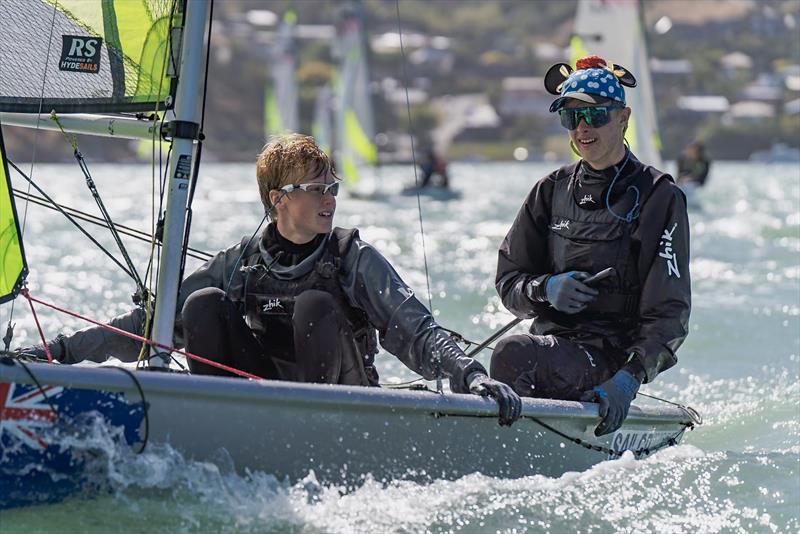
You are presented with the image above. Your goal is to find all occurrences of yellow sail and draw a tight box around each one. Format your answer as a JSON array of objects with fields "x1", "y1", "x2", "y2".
[{"x1": 0, "y1": 126, "x2": 28, "y2": 303}]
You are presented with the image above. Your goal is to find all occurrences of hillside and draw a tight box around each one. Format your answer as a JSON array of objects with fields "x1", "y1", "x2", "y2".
[{"x1": 2, "y1": 0, "x2": 798, "y2": 162}]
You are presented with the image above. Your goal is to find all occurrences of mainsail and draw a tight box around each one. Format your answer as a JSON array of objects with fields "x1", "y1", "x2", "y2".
[
  {"x1": 571, "y1": 0, "x2": 662, "y2": 166},
  {"x1": 333, "y1": 5, "x2": 377, "y2": 186},
  {"x1": 0, "y1": 0, "x2": 205, "y2": 366},
  {"x1": 264, "y1": 10, "x2": 300, "y2": 137},
  {"x1": 0, "y1": 127, "x2": 27, "y2": 304},
  {"x1": 0, "y1": 0, "x2": 177, "y2": 113}
]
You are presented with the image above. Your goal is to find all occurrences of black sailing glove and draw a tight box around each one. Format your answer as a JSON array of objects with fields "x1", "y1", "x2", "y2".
[
  {"x1": 14, "y1": 334, "x2": 67, "y2": 362},
  {"x1": 468, "y1": 372, "x2": 522, "y2": 426},
  {"x1": 580, "y1": 369, "x2": 641, "y2": 436},
  {"x1": 543, "y1": 272, "x2": 598, "y2": 314}
]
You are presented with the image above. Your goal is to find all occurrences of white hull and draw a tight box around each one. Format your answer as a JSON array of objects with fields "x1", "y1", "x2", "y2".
[{"x1": 1, "y1": 361, "x2": 695, "y2": 507}]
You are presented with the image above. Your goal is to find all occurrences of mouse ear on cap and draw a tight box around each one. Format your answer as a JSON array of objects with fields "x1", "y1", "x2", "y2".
[
  {"x1": 544, "y1": 63, "x2": 573, "y2": 95},
  {"x1": 607, "y1": 62, "x2": 637, "y2": 88}
]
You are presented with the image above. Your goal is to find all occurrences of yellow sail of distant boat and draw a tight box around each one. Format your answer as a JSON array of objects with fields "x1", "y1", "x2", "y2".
[
  {"x1": 334, "y1": 5, "x2": 377, "y2": 187},
  {"x1": 571, "y1": 0, "x2": 662, "y2": 167},
  {"x1": 265, "y1": 10, "x2": 300, "y2": 138},
  {"x1": 0, "y1": 125, "x2": 28, "y2": 303}
]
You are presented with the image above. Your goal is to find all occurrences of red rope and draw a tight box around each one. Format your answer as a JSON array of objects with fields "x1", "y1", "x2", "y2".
[
  {"x1": 20, "y1": 289, "x2": 262, "y2": 380},
  {"x1": 21, "y1": 289, "x2": 53, "y2": 363}
]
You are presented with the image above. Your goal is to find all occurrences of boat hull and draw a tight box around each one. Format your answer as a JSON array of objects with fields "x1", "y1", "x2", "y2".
[{"x1": 0, "y1": 360, "x2": 694, "y2": 507}]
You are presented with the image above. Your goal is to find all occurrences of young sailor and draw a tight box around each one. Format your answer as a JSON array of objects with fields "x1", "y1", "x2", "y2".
[
  {"x1": 18, "y1": 134, "x2": 521, "y2": 426},
  {"x1": 490, "y1": 56, "x2": 691, "y2": 435}
]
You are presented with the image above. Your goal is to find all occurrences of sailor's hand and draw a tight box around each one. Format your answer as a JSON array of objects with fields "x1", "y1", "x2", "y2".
[
  {"x1": 468, "y1": 372, "x2": 522, "y2": 426},
  {"x1": 580, "y1": 369, "x2": 641, "y2": 436},
  {"x1": 545, "y1": 271, "x2": 598, "y2": 314},
  {"x1": 13, "y1": 334, "x2": 67, "y2": 363}
]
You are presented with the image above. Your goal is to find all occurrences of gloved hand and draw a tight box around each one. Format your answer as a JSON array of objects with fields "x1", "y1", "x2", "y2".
[
  {"x1": 545, "y1": 271, "x2": 598, "y2": 314},
  {"x1": 580, "y1": 369, "x2": 641, "y2": 436},
  {"x1": 468, "y1": 372, "x2": 522, "y2": 426},
  {"x1": 14, "y1": 334, "x2": 67, "y2": 362}
]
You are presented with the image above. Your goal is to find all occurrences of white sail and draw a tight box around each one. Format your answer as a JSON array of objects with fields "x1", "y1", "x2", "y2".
[
  {"x1": 572, "y1": 0, "x2": 662, "y2": 167},
  {"x1": 333, "y1": 4, "x2": 377, "y2": 186},
  {"x1": 265, "y1": 10, "x2": 300, "y2": 137},
  {"x1": 312, "y1": 85, "x2": 334, "y2": 156}
]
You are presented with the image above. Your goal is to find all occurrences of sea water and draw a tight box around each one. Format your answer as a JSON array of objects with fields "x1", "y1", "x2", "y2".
[{"x1": 1, "y1": 161, "x2": 798, "y2": 533}]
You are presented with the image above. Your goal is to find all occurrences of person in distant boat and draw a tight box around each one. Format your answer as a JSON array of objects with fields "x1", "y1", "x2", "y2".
[
  {"x1": 418, "y1": 146, "x2": 449, "y2": 188},
  {"x1": 18, "y1": 134, "x2": 521, "y2": 426},
  {"x1": 676, "y1": 141, "x2": 711, "y2": 188},
  {"x1": 489, "y1": 56, "x2": 691, "y2": 436}
]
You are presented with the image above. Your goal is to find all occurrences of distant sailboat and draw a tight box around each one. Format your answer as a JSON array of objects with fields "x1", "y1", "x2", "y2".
[
  {"x1": 571, "y1": 0, "x2": 662, "y2": 167},
  {"x1": 333, "y1": 4, "x2": 378, "y2": 190},
  {"x1": 312, "y1": 85, "x2": 334, "y2": 156},
  {"x1": 264, "y1": 10, "x2": 300, "y2": 137}
]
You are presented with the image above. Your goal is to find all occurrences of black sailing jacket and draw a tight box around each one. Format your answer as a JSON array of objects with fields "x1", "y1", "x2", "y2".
[{"x1": 496, "y1": 153, "x2": 691, "y2": 382}]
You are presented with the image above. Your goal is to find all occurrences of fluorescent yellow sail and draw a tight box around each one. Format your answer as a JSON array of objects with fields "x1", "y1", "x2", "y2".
[
  {"x1": 1, "y1": 0, "x2": 179, "y2": 112},
  {"x1": 0, "y1": 127, "x2": 28, "y2": 303}
]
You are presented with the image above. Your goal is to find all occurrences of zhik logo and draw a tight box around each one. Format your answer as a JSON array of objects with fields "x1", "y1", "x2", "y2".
[{"x1": 658, "y1": 222, "x2": 681, "y2": 278}]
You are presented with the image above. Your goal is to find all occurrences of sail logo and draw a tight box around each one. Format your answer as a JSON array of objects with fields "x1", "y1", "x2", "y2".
[
  {"x1": 579, "y1": 194, "x2": 595, "y2": 205},
  {"x1": 658, "y1": 222, "x2": 681, "y2": 278},
  {"x1": 60, "y1": 36, "x2": 102, "y2": 73},
  {"x1": 551, "y1": 219, "x2": 570, "y2": 230}
]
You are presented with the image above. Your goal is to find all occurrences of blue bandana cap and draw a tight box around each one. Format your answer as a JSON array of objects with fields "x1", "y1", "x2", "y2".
[{"x1": 549, "y1": 67, "x2": 626, "y2": 112}]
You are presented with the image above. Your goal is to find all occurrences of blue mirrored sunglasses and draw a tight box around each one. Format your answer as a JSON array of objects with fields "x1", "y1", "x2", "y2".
[
  {"x1": 281, "y1": 181, "x2": 340, "y2": 197},
  {"x1": 558, "y1": 105, "x2": 622, "y2": 130}
]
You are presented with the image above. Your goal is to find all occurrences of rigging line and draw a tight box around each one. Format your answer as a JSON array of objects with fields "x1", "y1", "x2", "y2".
[
  {"x1": 50, "y1": 112, "x2": 146, "y2": 292},
  {"x1": 11, "y1": 189, "x2": 212, "y2": 261},
  {"x1": 7, "y1": 160, "x2": 137, "y2": 280},
  {"x1": 3, "y1": 1, "x2": 59, "y2": 334},
  {"x1": 394, "y1": 0, "x2": 433, "y2": 313},
  {"x1": 20, "y1": 289, "x2": 263, "y2": 380}
]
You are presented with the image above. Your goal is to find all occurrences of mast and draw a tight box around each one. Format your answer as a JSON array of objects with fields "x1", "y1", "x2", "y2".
[{"x1": 148, "y1": 0, "x2": 211, "y2": 367}]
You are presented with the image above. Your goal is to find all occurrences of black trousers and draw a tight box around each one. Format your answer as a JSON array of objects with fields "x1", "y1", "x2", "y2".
[
  {"x1": 490, "y1": 334, "x2": 620, "y2": 400},
  {"x1": 181, "y1": 287, "x2": 347, "y2": 382}
]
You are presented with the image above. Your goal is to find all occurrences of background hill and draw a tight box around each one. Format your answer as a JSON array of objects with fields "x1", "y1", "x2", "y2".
[{"x1": 4, "y1": 0, "x2": 799, "y2": 163}]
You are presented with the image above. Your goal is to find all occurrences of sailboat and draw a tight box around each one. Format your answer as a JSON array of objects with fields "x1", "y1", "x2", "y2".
[
  {"x1": 571, "y1": 0, "x2": 662, "y2": 167},
  {"x1": 332, "y1": 3, "x2": 379, "y2": 196},
  {"x1": 264, "y1": 10, "x2": 300, "y2": 137},
  {"x1": 0, "y1": 0, "x2": 698, "y2": 509}
]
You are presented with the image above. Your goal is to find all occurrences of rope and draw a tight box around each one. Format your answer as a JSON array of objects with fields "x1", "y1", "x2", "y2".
[
  {"x1": 8, "y1": 159, "x2": 139, "y2": 280},
  {"x1": 11, "y1": 188, "x2": 212, "y2": 261},
  {"x1": 104, "y1": 365, "x2": 150, "y2": 454},
  {"x1": 394, "y1": 0, "x2": 433, "y2": 313},
  {"x1": 5, "y1": 357, "x2": 62, "y2": 421},
  {"x1": 22, "y1": 289, "x2": 54, "y2": 363},
  {"x1": 523, "y1": 414, "x2": 690, "y2": 459},
  {"x1": 20, "y1": 289, "x2": 262, "y2": 380},
  {"x1": 1, "y1": 2, "x2": 59, "y2": 350},
  {"x1": 49, "y1": 112, "x2": 146, "y2": 296}
]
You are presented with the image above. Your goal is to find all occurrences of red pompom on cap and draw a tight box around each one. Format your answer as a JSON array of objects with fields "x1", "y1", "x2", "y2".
[{"x1": 576, "y1": 55, "x2": 607, "y2": 70}]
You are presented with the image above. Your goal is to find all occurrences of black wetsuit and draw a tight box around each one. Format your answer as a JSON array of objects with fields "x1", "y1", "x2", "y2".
[
  {"x1": 491, "y1": 151, "x2": 691, "y2": 399},
  {"x1": 53, "y1": 224, "x2": 485, "y2": 392}
]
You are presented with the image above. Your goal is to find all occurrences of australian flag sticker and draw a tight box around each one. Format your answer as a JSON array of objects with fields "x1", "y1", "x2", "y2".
[
  {"x1": 60, "y1": 35, "x2": 103, "y2": 73},
  {"x1": 0, "y1": 381, "x2": 146, "y2": 508}
]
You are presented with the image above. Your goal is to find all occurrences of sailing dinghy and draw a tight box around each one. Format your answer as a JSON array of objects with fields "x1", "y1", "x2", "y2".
[{"x1": 0, "y1": 0, "x2": 698, "y2": 509}]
